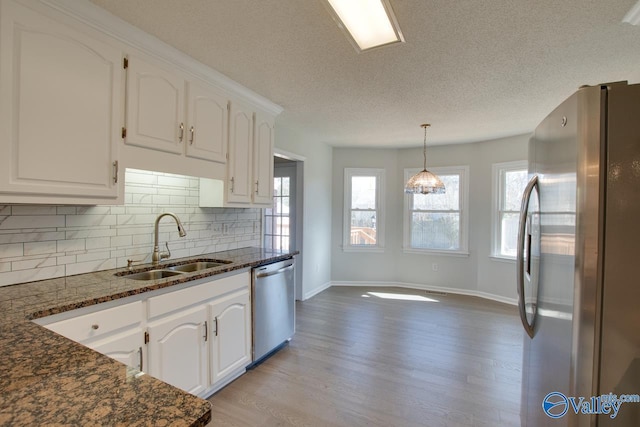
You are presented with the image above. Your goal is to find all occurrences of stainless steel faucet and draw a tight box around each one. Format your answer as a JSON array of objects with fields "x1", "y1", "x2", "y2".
[{"x1": 152, "y1": 212, "x2": 187, "y2": 264}]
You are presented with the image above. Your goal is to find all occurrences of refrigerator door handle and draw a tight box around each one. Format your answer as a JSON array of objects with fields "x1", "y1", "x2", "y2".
[{"x1": 517, "y1": 174, "x2": 538, "y2": 338}]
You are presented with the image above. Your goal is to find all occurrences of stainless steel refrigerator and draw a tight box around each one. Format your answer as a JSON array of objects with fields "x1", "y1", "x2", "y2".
[{"x1": 518, "y1": 81, "x2": 640, "y2": 426}]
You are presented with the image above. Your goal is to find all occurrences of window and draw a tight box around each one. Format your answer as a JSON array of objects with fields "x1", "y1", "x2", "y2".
[
  {"x1": 492, "y1": 161, "x2": 528, "y2": 259},
  {"x1": 343, "y1": 168, "x2": 385, "y2": 251},
  {"x1": 264, "y1": 175, "x2": 291, "y2": 251},
  {"x1": 403, "y1": 166, "x2": 469, "y2": 254}
]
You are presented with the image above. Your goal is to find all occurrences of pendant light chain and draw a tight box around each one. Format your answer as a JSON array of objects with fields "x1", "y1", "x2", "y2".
[{"x1": 422, "y1": 124, "x2": 428, "y2": 171}]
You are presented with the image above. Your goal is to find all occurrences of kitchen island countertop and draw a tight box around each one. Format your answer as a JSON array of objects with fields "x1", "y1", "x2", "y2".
[{"x1": 0, "y1": 247, "x2": 297, "y2": 426}]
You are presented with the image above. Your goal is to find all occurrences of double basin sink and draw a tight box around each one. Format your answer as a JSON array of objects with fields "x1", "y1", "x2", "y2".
[{"x1": 116, "y1": 259, "x2": 232, "y2": 281}]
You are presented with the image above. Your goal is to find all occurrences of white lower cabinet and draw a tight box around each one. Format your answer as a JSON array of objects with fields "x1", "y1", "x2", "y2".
[
  {"x1": 90, "y1": 329, "x2": 144, "y2": 371},
  {"x1": 147, "y1": 306, "x2": 209, "y2": 396},
  {"x1": 209, "y1": 289, "x2": 251, "y2": 384},
  {"x1": 145, "y1": 272, "x2": 252, "y2": 395},
  {"x1": 39, "y1": 271, "x2": 252, "y2": 398}
]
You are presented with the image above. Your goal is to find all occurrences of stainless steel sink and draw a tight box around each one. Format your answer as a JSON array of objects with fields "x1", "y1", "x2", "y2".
[
  {"x1": 167, "y1": 261, "x2": 229, "y2": 273},
  {"x1": 124, "y1": 270, "x2": 185, "y2": 281},
  {"x1": 116, "y1": 258, "x2": 232, "y2": 280}
]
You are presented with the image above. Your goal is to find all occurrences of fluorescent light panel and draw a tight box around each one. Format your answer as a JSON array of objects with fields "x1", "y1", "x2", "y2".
[
  {"x1": 325, "y1": 0, "x2": 404, "y2": 52},
  {"x1": 623, "y1": 0, "x2": 640, "y2": 25}
]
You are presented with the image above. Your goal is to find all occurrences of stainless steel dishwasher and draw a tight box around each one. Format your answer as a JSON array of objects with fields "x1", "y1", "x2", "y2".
[{"x1": 252, "y1": 258, "x2": 295, "y2": 363}]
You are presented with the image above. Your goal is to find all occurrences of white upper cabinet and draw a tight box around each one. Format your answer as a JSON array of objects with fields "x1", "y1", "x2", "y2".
[
  {"x1": 220, "y1": 102, "x2": 274, "y2": 207},
  {"x1": 186, "y1": 81, "x2": 229, "y2": 163},
  {"x1": 253, "y1": 113, "x2": 275, "y2": 206},
  {"x1": 0, "y1": 0, "x2": 121, "y2": 202},
  {"x1": 0, "y1": 0, "x2": 280, "y2": 203},
  {"x1": 124, "y1": 54, "x2": 185, "y2": 154},
  {"x1": 124, "y1": 55, "x2": 230, "y2": 166},
  {"x1": 227, "y1": 101, "x2": 254, "y2": 204}
]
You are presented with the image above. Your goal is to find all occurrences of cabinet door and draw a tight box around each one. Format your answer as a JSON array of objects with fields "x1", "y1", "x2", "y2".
[
  {"x1": 186, "y1": 81, "x2": 228, "y2": 163},
  {"x1": 0, "y1": 0, "x2": 120, "y2": 199},
  {"x1": 209, "y1": 289, "x2": 252, "y2": 384},
  {"x1": 227, "y1": 101, "x2": 253, "y2": 204},
  {"x1": 125, "y1": 54, "x2": 185, "y2": 154},
  {"x1": 90, "y1": 329, "x2": 144, "y2": 371},
  {"x1": 253, "y1": 113, "x2": 275, "y2": 205},
  {"x1": 147, "y1": 306, "x2": 208, "y2": 395}
]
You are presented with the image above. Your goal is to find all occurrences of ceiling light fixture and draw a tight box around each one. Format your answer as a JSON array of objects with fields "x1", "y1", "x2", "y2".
[
  {"x1": 404, "y1": 124, "x2": 446, "y2": 194},
  {"x1": 322, "y1": 0, "x2": 404, "y2": 53},
  {"x1": 623, "y1": 0, "x2": 640, "y2": 25}
]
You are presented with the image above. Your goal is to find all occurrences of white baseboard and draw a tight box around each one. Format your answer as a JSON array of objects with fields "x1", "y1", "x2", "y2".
[
  {"x1": 330, "y1": 281, "x2": 517, "y2": 306},
  {"x1": 302, "y1": 281, "x2": 332, "y2": 301}
]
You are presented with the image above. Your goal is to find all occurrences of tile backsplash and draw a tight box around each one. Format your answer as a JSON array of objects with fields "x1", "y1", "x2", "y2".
[{"x1": 0, "y1": 169, "x2": 261, "y2": 287}]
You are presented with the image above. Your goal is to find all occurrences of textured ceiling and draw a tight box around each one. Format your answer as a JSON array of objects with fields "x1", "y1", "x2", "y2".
[{"x1": 90, "y1": 0, "x2": 640, "y2": 148}]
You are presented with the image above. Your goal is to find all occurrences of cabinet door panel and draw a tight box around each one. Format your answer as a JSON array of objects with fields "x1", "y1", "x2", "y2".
[
  {"x1": 90, "y1": 329, "x2": 144, "y2": 371},
  {"x1": 253, "y1": 113, "x2": 275, "y2": 205},
  {"x1": 186, "y1": 81, "x2": 228, "y2": 163},
  {"x1": 0, "y1": 1, "x2": 120, "y2": 198},
  {"x1": 227, "y1": 102, "x2": 253, "y2": 204},
  {"x1": 210, "y1": 290, "x2": 251, "y2": 384},
  {"x1": 148, "y1": 306, "x2": 208, "y2": 395},
  {"x1": 126, "y1": 55, "x2": 184, "y2": 154}
]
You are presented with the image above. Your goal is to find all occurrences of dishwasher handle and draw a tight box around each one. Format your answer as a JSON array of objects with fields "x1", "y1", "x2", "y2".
[{"x1": 255, "y1": 264, "x2": 294, "y2": 279}]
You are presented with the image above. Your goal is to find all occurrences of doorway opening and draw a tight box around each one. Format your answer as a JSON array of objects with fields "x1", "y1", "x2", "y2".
[{"x1": 264, "y1": 152, "x2": 304, "y2": 300}]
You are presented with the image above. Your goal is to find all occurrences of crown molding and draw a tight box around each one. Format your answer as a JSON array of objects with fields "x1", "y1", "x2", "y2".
[{"x1": 38, "y1": 0, "x2": 283, "y2": 116}]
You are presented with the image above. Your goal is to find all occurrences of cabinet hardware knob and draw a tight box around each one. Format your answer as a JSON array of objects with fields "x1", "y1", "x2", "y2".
[
  {"x1": 91, "y1": 324, "x2": 99, "y2": 330},
  {"x1": 189, "y1": 126, "x2": 194, "y2": 144},
  {"x1": 179, "y1": 123, "x2": 185, "y2": 142}
]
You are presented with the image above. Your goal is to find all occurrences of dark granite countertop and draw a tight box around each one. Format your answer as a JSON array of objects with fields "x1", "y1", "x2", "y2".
[{"x1": 0, "y1": 247, "x2": 297, "y2": 426}]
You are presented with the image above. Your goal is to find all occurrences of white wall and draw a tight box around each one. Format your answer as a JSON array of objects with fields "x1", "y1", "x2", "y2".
[
  {"x1": 0, "y1": 169, "x2": 261, "y2": 287},
  {"x1": 331, "y1": 134, "x2": 529, "y2": 303},
  {"x1": 275, "y1": 125, "x2": 333, "y2": 299}
]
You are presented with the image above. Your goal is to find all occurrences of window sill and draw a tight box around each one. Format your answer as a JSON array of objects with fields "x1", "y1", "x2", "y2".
[
  {"x1": 342, "y1": 246, "x2": 385, "y2": 253},
  {"x1": 402, "y1": 248, "x2": 470, "y2": 257},
  {"x1": 490, "y1": 255, "x2": 517, "y2": 263}
]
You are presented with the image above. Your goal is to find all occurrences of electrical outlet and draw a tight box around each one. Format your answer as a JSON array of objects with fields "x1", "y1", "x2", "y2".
[
  {"x1": 432, "y1": 263, "x2": 438, "y2": 272},
  {"x1": 223, "y1": 223, "x2": 230, "y2": 235}
]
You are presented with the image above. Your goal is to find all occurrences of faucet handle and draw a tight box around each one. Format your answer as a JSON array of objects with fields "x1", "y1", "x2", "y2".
[{"x1": 161, "y1": 242, "x2": 171, "y2": 260}]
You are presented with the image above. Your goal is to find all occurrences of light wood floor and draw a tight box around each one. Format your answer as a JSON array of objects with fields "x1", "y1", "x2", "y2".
[{"x1": 208, "y1": 286, "x2": 523, "y2": 427}]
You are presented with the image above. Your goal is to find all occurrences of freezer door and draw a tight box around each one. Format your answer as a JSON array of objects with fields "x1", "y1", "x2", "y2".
[{"x1": 597, "y1": 83, "x2": 640, "y2": 426}]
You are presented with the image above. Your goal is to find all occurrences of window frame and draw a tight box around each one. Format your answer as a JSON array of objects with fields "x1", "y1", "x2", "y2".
[
  {"x1": 343, "y1": 168, "x2": 385, "y2": 252},
  {"x1": 263, "y1": 171, "x2": 294, "y2": 252},
  {"x1": 491, "y1": 160, "x2": 528, "y2": 260},
  {"x1": 403, "y1": 165, "x2": 470, "y2": 256}
]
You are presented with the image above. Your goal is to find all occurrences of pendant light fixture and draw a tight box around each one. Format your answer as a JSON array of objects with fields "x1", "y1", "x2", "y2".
[{"x1": 404, "y1": 124, "x2": 446, "y2": 194}]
